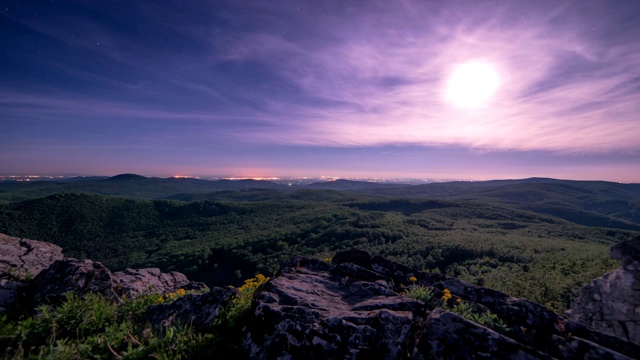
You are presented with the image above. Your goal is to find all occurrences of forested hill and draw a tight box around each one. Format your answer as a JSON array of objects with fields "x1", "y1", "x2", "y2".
[
  {"x1": 2, "y1": 175, "x2": 639, "y2": 228},
  {"x1": 1, "y1": 189, "x2": 638, "y2": 312},
  {"x1": 0, "y1": 174, "x2": 289, "y2": 203}
]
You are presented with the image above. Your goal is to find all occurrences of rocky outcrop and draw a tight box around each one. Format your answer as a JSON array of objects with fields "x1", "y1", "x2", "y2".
[
  {"x1": 31, "y1": 258, "x2": 207, "y2": 306},
  {"x1": 32, "y1": 258, "x2": 116, "y2": 304},
  {"x1": 142, "y1": 286, "x2": 237, "y2": 333},
  {"x1": 0, "y1": 233, "x2": 63, "y2": 313},
  {"x1": 0, "y1": 233, "x2": 64, "y2": 279},
  {"x1": 3, "y1": 231, "x2": 640, "y2": 359},
  {"x1": 568, "y1": 236, "x2": 640, "y2": 345},
  {"x1": 244, "y1": 249, "x2": 640, "y2": 359},
  {"x1": 112, "y1": 267, "x2": 206, "y2": 298}
]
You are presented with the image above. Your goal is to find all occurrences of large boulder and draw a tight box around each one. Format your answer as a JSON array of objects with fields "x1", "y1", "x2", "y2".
[
  {"x1": 31, "y1": 258, "x2": 207, "y2": 306},
  {"x1": 112, "y1": 267, "x2": 206, "y2": 298},
  {"x1": 244, "y1": 249, "x2": 640, "y2": 359},
  {"x1": 0, "y1": 233, "x2": 63, "y2": 313},
  {"x1": 0, "y1": 233, "x2": 64, "y2": 279},
  {"x1": 141, "y1": 286, "x2": 238, "y2": 333},
  {"x1": 31, "y1": 258, "x2": 115, "y2": 304},
  {"x1": 243, "y1": 256, "x2": 419, "y2": 359},
  {"x1": 568, "y1": 236, "x2": 640, "y2": 345}
]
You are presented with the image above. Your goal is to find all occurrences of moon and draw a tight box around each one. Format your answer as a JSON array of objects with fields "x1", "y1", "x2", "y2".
[{"x1": 445, "y1": 61, "x2": 500, "y2": 109}]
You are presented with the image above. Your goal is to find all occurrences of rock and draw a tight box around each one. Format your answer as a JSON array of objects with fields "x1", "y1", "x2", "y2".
[
  {"x1": 332, "y1": 248, "x2": 372, "y2": 268},
  {"x1": 31, "y1": 258, "x2": 207, "y2": 306},
  {"x1": 568, "y1": 236, "x2": 640, "y2": 345},
  {"x1": 4, "y1": 232, "x2": 639, "y2": 359},
  {"x1": 0, "y1": 279, "x2": 26, "y2": 314},
  {"x1": 611, "y1": 236, "x2": 640, "y2": 271},
  {"x1": 0, "y1": 233, "x2": 64, "y2": 280},
  {"x1": 245, "y1": 249, "x2": 640, "y2": 359},
  {"x1": 420, "y1": 309, "x2": 550, "y2": 359},
  {"x1": 0, "y1": 233, "x2": 64, "y2": 313},
  {"x1": 112, "y1": 268, "x2": 207, "y2": 298},
  {"x1": 32, "y1": 258, "x2": 118, "y2": 304},
  {"x1": 141, "y1": 287, "x2": 237, "y2": 333},
  {"x1": 243, "y1": 257, "x2": 420, "y2": 359}
]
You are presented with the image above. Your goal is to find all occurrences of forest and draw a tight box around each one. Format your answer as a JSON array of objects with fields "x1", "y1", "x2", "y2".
[{"x1": 1, "y1": 175, "x2": 639, "y2": 313}]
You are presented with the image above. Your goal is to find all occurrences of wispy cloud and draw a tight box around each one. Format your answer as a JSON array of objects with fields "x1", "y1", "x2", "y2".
[
  {"x1": 205, "y1": 1, "x2": 640, "y2": 153},
  {"x1": 1, "y1": 0, "x2": 639, "y2": 179}
]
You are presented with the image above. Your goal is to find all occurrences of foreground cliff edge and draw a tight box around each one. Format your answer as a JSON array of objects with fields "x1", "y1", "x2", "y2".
[{"x1": 1, "y1": 233, "x2": 639, "y2": 359}]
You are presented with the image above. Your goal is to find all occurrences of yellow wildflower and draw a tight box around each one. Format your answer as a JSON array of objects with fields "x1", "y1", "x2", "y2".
[
  {"x1": 409, "y1": 276, "x2": 417, "y2": 283},
  {"x1": 456, "y1": 298, "x2": 462, "y2": 304},
  {"x1": 441, "y1": 288, "x2": 452, "y2": 301}
]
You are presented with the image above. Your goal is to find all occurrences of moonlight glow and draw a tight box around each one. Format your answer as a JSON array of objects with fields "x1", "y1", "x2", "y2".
[{"x1": 446, "y1": 62, "x2": 500, "y2": 108}]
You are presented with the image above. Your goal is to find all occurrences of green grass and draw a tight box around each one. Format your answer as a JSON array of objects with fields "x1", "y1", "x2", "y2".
[{"x1": 0, "y1": 274, "x2": 269, "y2": 360}]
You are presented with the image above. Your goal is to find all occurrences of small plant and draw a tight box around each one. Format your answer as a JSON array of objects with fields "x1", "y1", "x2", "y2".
[
  {"x1": 451, "y1": 301, "x2": 474, "y2": 318},
  {"x1": 470, "y1": 310, "x2": 508, "y2": 332},
  {"x1": 405, "y1": 285, "x2": 434, "y2": 303},
  {"x1": 154, "y1": 288, "x2": 187, "y2": 304},
  {"x1": 404, "y1": 283, "x2": 443, "y2": 309},
  {"x1": 224, "y1": 274, "x2": 269, "y2": 328},
  {"x1": 452, "y1": 301, "x2": 508, "y2": 333}
]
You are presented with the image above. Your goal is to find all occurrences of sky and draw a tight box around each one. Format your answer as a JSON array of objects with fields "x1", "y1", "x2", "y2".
[{"x1": 1, "y1": 0, "x2": 639, "y2": 182}]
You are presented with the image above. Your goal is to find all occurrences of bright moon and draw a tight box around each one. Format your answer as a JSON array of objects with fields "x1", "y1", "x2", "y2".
[{"x1": 446, "y1": 62, "x2": 500, "y2": 108}]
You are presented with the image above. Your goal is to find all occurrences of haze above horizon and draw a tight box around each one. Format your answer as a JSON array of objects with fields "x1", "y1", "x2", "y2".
[{"x1": 2, "y1": 1, "x2": 640, "y2": 183}]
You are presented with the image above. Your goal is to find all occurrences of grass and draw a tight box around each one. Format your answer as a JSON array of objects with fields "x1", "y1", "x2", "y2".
[{"x1": 0, "y1": 274, "x2": 269, "y2": 360}]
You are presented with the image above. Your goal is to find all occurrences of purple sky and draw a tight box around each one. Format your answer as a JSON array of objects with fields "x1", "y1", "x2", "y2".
[{"x1": 2, "y1": 1, "x2": 639, "y2": 182}]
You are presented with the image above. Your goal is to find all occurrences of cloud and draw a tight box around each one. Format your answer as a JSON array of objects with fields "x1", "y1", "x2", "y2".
[
  {"x1": 2, "y1": 0, "x2": 639, "y2": 158},
  {"x1": 209, "y1": 1, "x2": 640, "y2": 153}
]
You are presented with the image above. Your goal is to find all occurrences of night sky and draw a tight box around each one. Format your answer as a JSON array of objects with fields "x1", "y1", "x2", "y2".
[{"x1": 2, "y1": 1, "x2": 639, "y2": 182}]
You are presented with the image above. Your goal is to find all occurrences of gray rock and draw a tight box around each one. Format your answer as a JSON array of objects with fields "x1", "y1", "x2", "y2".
[
  {"x1": 243, "y1": 257, "x2": 419, "y2": 359},
  {"x1": 32, "y1": 258, "x2": 117, "y2": 304},
  {"x1": 245, "y1": 249, "x2": 640, "y2": 359},
  {"x1": 141, "y1": 286, "x2": 237, "y2": 333},
  {"x1": 31, "y1": 258, "x2": 207, "y2": 306},
  {"x1": 0, "y1": 233, "x2": 63, "y2": 312},
  {"x1": 569, "y1": 236, "x2": 640, "y2": 345},
  {"x1": 112, "y1": 267, "x2": 206, "y2": 298},
  {"x1": 420, "y1": 309, "x2": 550, "y2": 360},
  {"x1": 0, "y1": 233, "x2": 64, "y2": 281},
  {"x1": 0, "y1": 279, "x2": 26, "y2": 313},
  {"x1": 611, "y1": 236, "x2": 640, "y2": 271}
]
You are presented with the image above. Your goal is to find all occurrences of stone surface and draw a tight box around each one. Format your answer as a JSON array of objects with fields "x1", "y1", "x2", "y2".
[
  {"x1": 0, "y1": 233, "x2": 64, "y2": 280},
  {"x1": 32, "y1": 258, "x2": 118, "y2": 304},
  {"x1": 0, "y1": 233, "x2": 64, "y2": 313},
  {"x1": 4, "y1": 232, "x2": 640, "y2": 359},
  {"x1": 31, "y1": 258, "x2": 207, "y2": 306},
  {"x1": 244, "y1": 249, "x2": 640, "y2": 359},
  {"x1": 568, "y1": 236, "x2": 640, "y2": 345},
  {"x1": 141, "y1": 287, "x2": 237, "y2": 333},
  {"x1": 420, "y1": 309, "x2": 550, "y2": 360},
  {"x1": 112, "y1": 267, "x2": 206, "y2": 298},
  {"x1": 243, "y1": 256, "x2": 420, "y2": 359}
]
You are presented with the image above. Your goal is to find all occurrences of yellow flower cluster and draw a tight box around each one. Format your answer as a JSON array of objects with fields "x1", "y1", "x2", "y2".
[
  {"x1": 441, "y1": 288, "x2": 452, "y2": 302},
  {"x1": 409, "y1": 276, "x2": 417, "y2": 283},
  {"x1": 237, "y1": 274, "x2": 269, "y2": 301},
  {"x1": 456, "y1": 298, "x2": 462, "y2": 304},
  {"x1": 322, "y1": 257, "x2": 332, "y2": 263},
  {"x1": 155, "y1": 288, "x2": 187, "y2": 303}
]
